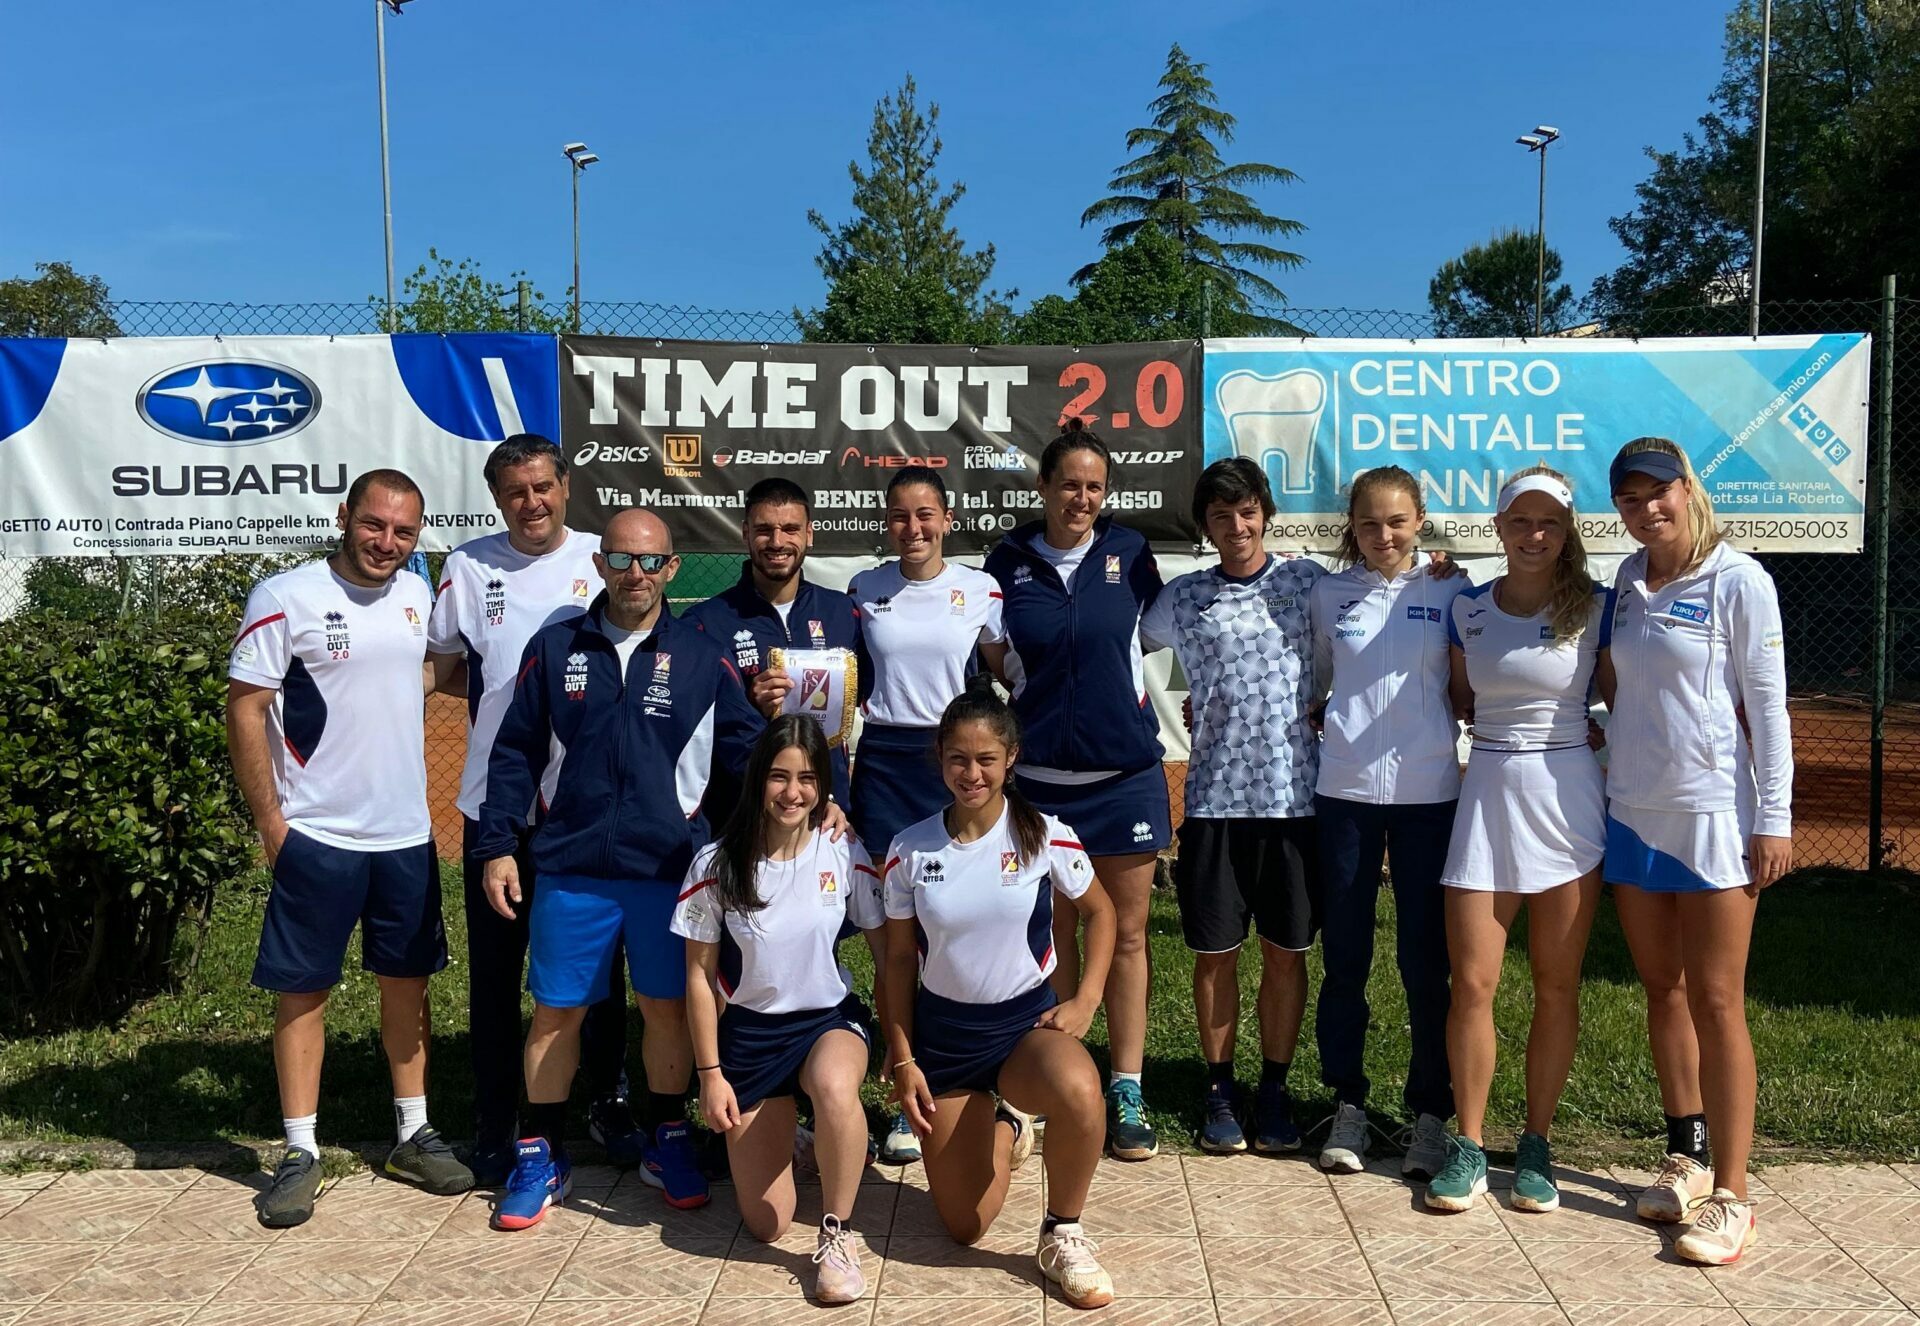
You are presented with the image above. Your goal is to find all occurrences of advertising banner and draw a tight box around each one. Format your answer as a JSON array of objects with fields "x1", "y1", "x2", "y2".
[
  {"x1": 560, "y1": 338, "x2": 1203, "y2": 552},
  {"x1": 1202, "y1": 334, "x2": 1871, "y2": 552},
  {"x1": 0, "y1": 334, "x2": 558, "y2": 557}
]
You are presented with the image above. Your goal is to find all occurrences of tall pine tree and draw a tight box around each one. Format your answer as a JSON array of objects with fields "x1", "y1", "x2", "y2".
[
  {"x1": 1078, "y1": 44, "x2": 1305, "y2": 316},
  {"x1": 801, "y1": 75, "x2": 1008, "y2": 343}
]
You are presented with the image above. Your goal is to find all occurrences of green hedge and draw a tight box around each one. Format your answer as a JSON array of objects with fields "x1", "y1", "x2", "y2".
[{"x1": 0, "y1": 613, "x2": 254, "y2": 1026}]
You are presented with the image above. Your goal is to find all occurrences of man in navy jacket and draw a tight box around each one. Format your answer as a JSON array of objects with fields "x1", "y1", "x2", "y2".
[{"x1": 474, "y1": 508, "x2": 758, "y2": 1227}]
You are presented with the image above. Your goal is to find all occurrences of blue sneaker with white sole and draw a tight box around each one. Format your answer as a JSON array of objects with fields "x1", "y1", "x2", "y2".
[
  {"x1": 491, "y1": 1138, "x2": 571, "y2": 1231},
  {"x1": 640, "y1": 1121, "x2": 709, "y2": 1209}
]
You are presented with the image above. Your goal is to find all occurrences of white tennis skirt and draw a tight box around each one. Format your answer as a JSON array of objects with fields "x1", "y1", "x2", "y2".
[
  {"x1": 1603, "y1": 793, "x2": 1754, "y2": 893},
  {"x1": 1441, "y1": 745, "x2": 1606, "y2": 894}
]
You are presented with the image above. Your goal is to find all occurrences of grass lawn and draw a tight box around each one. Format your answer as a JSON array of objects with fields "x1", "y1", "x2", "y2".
[{"x1": 1, "y1": 864, "x2": 1916, "y2": 1169}]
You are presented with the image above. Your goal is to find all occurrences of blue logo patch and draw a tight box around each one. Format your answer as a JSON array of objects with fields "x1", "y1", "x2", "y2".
[
  {"x1": 1406, "y1": 606, "x2": 1442, "y2": 623},
  {"x1": 1669, "y1": 600, "x2": 1710, "y2": 624},
  {"x1": 1540, "y1": 625, "x2": 1556, "y2": 639},
  {"x1": 1785, "y1": 401, "x2": 1853, "y2": 467},
  {"x1": 136, "y1": 359, "x2": 320, "y2": 448}
]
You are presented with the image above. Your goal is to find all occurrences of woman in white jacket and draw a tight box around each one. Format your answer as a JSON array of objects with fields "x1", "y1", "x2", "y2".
[{"x1": 1599, "y1": 437, "x2": 1793, "y2": 1266}]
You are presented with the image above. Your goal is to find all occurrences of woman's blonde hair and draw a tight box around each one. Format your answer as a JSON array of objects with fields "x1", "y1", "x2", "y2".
[
  {"x1": 1335, "y1": 466, "x2": 1425, "y2": 568},
  {"x1": 1499, "y1": 463, "x2": 1595, "y2": 645},
  {"x1": 1614, "y1": 436, "x2": 1723, "y2": 574}
]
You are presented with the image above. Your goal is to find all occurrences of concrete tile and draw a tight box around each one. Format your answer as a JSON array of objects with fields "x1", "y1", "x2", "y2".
[
  {"x1": 1762, "y1": 1165, "x2": 1914, "y2": 1199},
  {"x1": 1041, "y1": 1299, "x2": 1216, "y2": 1325},
  {"x1": 794, "y1": 1182, "x2": 898, "y2": 1237},
  {"x1": 710, "y1": 1228, "x2": 879, "y2": 1298},
  {"x1": 1385, "y1": 1306, "x2": 1571, "y2": 1326},
  {"x1": 1889, "y1": 1165, "x2": 1920, "y2": 1193},
  {"x1": 1559, "y1": 1309, "x2": 1743, "y2": 1326},
  {"x1": 1086, "y1": 1156, "x2": 1185, "y2": 1200},
  {"x1": 1183, "y1": 1154, "x2": 1330, "y2": 1187},
  {"x1": 0, "y1": 1188, "x2": 177, "y2": 1241},
  {"x1": 701, "y1": 1299, "x2": 874, "y2": 1326},
  {"x1": 189, "y1": 1307, "x2": 363, "y2": 1326},
  {"x1": 0, "y1": 1178, "x2": 59, "y2": 1193},
  {"x1": 429, "y1": 1187, "x2": 608, "y2": 1240},
  {"x1": 0, "y1": 1245, "x2": 103, "y2": 1304},
  {"x1": 1202, "y1": 1235, "x2": 1376, "y2": 1299},
  {"x1": 1852, "y1": 1247, "x2": 1920, "y2": 1310},
  {"x1": 215, "y1": 1239, "x2": 416, "y2": 1303},
  {"x1": 51, "y1": 1171, "x2": 198, "y2": 1190},
  {"x1": 1796, "y1": 1194, "x2": 1920, "y2": 1248},
  {"x1": 545, "y1": 1237, "x2": 731, "y2": 1299},
  {"x1": 1214, "y1": 1302, "x2": 1390, "y2": 1326},
  {"x1": 1068, "y1": 1237, "x2": 1208, "y2": 1299},
  {"x1": 1071, "y1": 1183, "x2": 1197, "y2": 1236},
  {"x1": 295, "y1": 1179, "x2": 459, "y2": 1240},
  {"x1": 1739, "y1": 1312, "x2": 1920, "y2": 1326},
  {"x1": 51, "y1": 1243, "x2": 258, "y2": 1303},
  {"x1": 383, "y1": 1236, "x2": 576, "y2": 1301},
  {"x1": 892, "y1": 1183, "x2": 1042, "y2": 1237},
  {"x1": 874, "y1": 1302, "x2": 1039, "y2": 1326},
  {"x1": 1337, "y1": 1182, "x2": 1504, "y2": 1240},
  {"x1": 356, "y1": 1305, "x2": 536, "y2": 1326},
  {"x1": 1190, "y1": 1181, "x2": 1345, "y2": 1238},
  {"x1": 533, "y1": 1306, "x2": 702, "y2": 1326},
  {"x1": 125, "y1": 1188, "x2": 285, "y2": 1243},
  {"x1": 1610, "y1": 1166, "x2": 1773, "y2": 1197},
  {"x1": 879, "y1": 1235, "x2": 1045, "y2": 1298},
  {"x1": 586, "y1": 1182, "x2": 744, "y2": 1239},
  {"x1": 0, "y1": 1200, "x2": 27, "y2": 1226},
  {"x1": 1521, "y1": 1242, "x2": 1722, "y2": 1306},
  {"x1": 15, "y1": 1308, "x2": 196, "y2": 1326},
  {"x1": 1491, "y1": 1180, "x2": 1666, "y2": 1245},
  {"x1": 1360, "y1": 1236, "x2": 1550, "y2": 1303},
  {"x1": 1707, "y1": 1244, "x2": 1902, "y2": 1311}
]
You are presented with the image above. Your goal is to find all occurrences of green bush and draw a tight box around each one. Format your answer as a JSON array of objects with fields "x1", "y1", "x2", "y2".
[{"x1": 0, "y1": 613, "x2": 254, "y2": 1026}]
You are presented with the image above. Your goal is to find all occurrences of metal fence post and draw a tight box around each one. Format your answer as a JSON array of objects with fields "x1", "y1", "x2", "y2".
[{"x1": 1870, "y1": 275, "x2": 1896, "y2": 871}]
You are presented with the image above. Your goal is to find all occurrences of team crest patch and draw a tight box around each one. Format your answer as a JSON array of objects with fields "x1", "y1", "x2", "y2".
[
  {"x1": 1669, "y1": 600, "x2": 1710, "y2": 624},
  {"x1": 1001, "y1": 851, "x2": 1019, "y2": 875},
  {"x1": 403, "y1": 606, "x2": 422, "y2": 634},
  {"x1": 808, "y1": 619, "x2": 827, "y2": 646},
  {"x1": 818, "y1": 870, "x2": 838, "y2": 895},
  {"x1": 1105, "y1": 555, "x2": 1122, "y2": 583},
  {"x1": 950, "y1": 589, "x2": 966, "y2": 614},
  {"x1": 799, "y1": 668, "x2": 831, "y2": 712},
  {"x1": 572, "y1": 578, "x2": 590, "y2": 599},
  {"x1": 644, "y1": 653, "x2": 673, "y2": 717}
]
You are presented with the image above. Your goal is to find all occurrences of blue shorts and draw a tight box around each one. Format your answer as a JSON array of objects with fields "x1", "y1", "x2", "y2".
[
  {"x1": 914, "y1": 983, "x2": 1056, "y2": 1097},
  {"x1": 850, "y1": 724, "x2": 946, "y2": 857},
  {"x1": 252, "y1": 831, "x2": 445, "y2": 994},
  {"x1": 1016, "y1": 765, "x2": 1171, "y2": 856},
  {"x1": 528, "y1": 874, "x2": 684, "y2": 1006},
  {"x1": 718, "y1": 994, "x2": 873, "y2": 1112}
]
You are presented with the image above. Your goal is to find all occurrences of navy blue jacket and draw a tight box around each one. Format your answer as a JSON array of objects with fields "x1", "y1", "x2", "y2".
[
  {"x1": 984, "y1": 518, "x2": 1165, "y2": 773},
  {"x1": 476, "y1": 598, "x2": 760, "y2": 882},
  {"x1": 684, "y1": 562, "x2": 871, "y2": 808}
]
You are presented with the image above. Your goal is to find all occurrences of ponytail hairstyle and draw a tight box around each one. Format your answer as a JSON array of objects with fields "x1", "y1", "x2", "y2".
[
  {"x1": 1499, "y1": 463, "x2": 1597, "y2": 645},
  {"x1": 886, "y1": 464, "x2": 950, "y2": 510},
  {"x1": 711, "y1": 715, "x2": 834, "y2": 917},
  {"x1": 1038, "y1": 416, "x2": 1113, "y2": 484},
  {"x1": 1334, "y1": 465, "x2": 1425, "y2": 568},
  {"x1": 1614, "y1": 436, "x2": 1723, "y2": 574},
  {"x1": 935, "y1": 687, "x2": 1047, "y2": 868}
]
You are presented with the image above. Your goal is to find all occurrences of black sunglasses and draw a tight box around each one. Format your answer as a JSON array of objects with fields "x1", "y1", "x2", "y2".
[{"x1": 604, "y1": 551, "x2": 673, "y2": 573}]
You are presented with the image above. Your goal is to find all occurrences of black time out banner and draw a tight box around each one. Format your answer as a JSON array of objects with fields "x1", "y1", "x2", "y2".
[{"x1": 559, "y1": 338, "x2": 1202, "y2": 553}]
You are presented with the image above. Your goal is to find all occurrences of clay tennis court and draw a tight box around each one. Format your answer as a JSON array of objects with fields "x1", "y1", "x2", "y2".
[{"x1": 425, "y1": 693, "x2": 1915, "y2": 871}]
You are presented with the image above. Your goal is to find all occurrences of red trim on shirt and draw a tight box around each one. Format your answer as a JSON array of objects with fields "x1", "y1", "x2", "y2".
[
  {"x1": 1048, "y1": 839, "x2": 1085, "y2": 852},
  {"x1": 852, "y1": 863, "x2": 880, "y2": 879},
  {"x1": 283, "y1": 736, "x2": 307, "y2": 768},
  {"x1": 437, "y1": 579, "x2": 453, "y2": 595},
  {"x1": 678, "y1": 878, "x2": 716, "y2": 901},
  {"x1": 515, "y1": 654, "x2": 539, "y2": 687},
  {"x1": 1038, "y1": 942, "x2": 1055, "y2": 971},
  {"x1": 988, "y1": 591, "x2": 1004, "y2": 600},
  {"x1": 883, "y1": 855, "x2": 902, "y2": 876},
  {"x1": 233, "y1": 611, "x2": 286, "y2": 646}
]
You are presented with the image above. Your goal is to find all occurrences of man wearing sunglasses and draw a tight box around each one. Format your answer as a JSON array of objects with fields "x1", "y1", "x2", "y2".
[{"x1": 473, "y1": 507, "x2": 761, "y2": 1227}]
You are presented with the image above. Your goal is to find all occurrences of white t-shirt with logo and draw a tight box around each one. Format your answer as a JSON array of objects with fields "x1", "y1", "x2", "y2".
[
  {"x1": 849, "y1": 561, "x2": 1006, "y2": 727},
  {"x1": 883, "y1": 807, "x2": 1094, "y2": 1004},
  {"x1": 229, "y1": 558, "x2": 433, "y2": 851},
  {"x1": 672, "y1": 829, "x2": 885, "y2": 1014},
  {"x1": 1448, "y1": 580, "x2": 1612, "y2": 751},
  {"x1": 427, "y1": 529, "x2": 600, "y2": 820}
]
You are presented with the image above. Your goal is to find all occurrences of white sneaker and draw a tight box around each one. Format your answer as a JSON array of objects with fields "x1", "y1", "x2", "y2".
[
  {"x1": 1636, "y1": 1152, "x2": 1713, "y2": 1223},
  {"x1": 1401, "y1": 1112, "x2": 1448, "y2": 1179},
  {"x1": 878, "y1": 1112, "x2": 921, "y2": 1165},
  {"x1": 811, "y1": 1214, "x2": 866, "y2": 1303},
  {"x1": 1319, "y1": 1102, "x2": 1370, "y2": 1174},
  {"x1": 1038, "y1": 1221, "x2": 1114, "y2": 1310},
  {"x1": 997, "y1": 1100, "x2": 1035, "y2": 1173},
  {"x1": 1673, "y1": 1188, "x2": 1757, "y2": 1265}
]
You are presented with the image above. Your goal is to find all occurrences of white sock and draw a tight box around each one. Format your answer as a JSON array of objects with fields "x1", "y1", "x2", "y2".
[
  {"x1": 1110, "y1": 1070, "x2": 1142, "y2": 1088},
  {"x1": 394, "y1": 1095, "x2": 429, "y2": 1144},
  {"x1": 284, "y1": 1114, "x2": 318, "y2": 1157}
]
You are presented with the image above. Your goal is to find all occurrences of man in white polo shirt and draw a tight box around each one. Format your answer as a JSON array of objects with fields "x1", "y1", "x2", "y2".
[
  {"x1": 228, "y1": 468, "x2": 473, "y2": 1228},
  {"x1": 428, "y1": 434, "x2": 642, "y2": 1184}
]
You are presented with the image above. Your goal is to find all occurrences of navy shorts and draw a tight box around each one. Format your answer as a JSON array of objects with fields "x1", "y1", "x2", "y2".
[
  {"x1": 914, "y1": 983, "x2": 1056, "y2": 1097},
  {"x1": 252, "y1": 830, "x2": 445, "y2": 994},
  {"x1": 528, "y1": 873, "x2": 683, "y2": 1006},
  {"x1": 1016, "y1": 765, "x2": 1172, "y2": 856},
  {"x1": 850, "y1": 723, "x2": 946, "y2": 857},
  {"x1": 718, "y1": 994, "x2": 873, "y2": 1112}
]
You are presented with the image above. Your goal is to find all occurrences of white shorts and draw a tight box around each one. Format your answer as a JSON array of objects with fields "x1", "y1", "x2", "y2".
[
  {"x1": 1441, "y1": 745, "x2": 1605, "y2": 894},
  {"x1": 1603, "y1": 794, "x2": 1754, "y2": 893}
]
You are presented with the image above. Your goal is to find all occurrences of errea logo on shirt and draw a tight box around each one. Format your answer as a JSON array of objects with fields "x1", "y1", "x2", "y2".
[
  {"x1": 1131, "y1": 821, "x2": 1153, "y2": 843},
  {"x1": 323, "y1": 610, "x2": 350, "y2": 658},
  {"x1": 564, "y1": 652, "x2": 589, "y2": 698},
  {"x1": 732, "y1": 630, "x2": 761, "y2": 672},
  {"x1": 484, "y1": 578, "x2": 507, "y2": 626},
  {"x1": 1013, "y1": 566, "x2": 1033, "y2": 586},
  {"x1": 919, "y1": 858, "x2": 945, "y2": 886}
]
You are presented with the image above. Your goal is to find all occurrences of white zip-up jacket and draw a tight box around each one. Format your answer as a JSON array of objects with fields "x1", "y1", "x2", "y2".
[
  {"x1": 1311, "y1": 555, "x2": 1471, "y2": 805},
  {"x1": 1606, "y1": 542, "x2": 1792, "y2": 836}
]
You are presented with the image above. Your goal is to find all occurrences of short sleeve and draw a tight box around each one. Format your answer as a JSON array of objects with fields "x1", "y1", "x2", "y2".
[
  {"x1": 670, "y1": 851, "x2": 723, "y2": 944},
  {"x1": 229, "y1": 582, "x2": 292, "y2": 687},
  {"x1": 845, "y1": 838, "x2": 886, "y2": 931},
  {"x1": 1043, "y1": 815, "x2": 1095, "y2": 900},
  {"x1": 979, "y1": 582, "x2": 1007, "y2": 645},
  {"x1": 1138, "y1": 581, "x2": 1176, "y2": 654},
  {"x1": 882, "y1": 841, "x2": 917, "y2": 920},
  {"x1": 426, "y1": 553, "x2": 464, "y2": 653},
  {"x1": 1597, "y1": 587, "x2": 1617, "y2": 649}
]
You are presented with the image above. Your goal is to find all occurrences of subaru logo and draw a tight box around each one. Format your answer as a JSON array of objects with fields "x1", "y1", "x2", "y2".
[{"x1": 136, "y1": 359, "x2": 321, "y2": 448}]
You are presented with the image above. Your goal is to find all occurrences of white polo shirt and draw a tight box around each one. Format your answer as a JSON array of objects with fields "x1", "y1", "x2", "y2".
[
  {"x1": 849, "y1": 561, "x2": 1006, "y2": 728},
  {"x1": 1448, "y1": 580, "x2": 1612, "y2": 751}
]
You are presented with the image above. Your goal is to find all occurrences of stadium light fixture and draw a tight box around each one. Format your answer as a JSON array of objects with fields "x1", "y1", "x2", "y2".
[
  {"x1": 1516, "y1": 126, "x2": 1561, "y2": 335},
  {"x1": 566, "y1": 142, "x2": 600, "y2": 332}
]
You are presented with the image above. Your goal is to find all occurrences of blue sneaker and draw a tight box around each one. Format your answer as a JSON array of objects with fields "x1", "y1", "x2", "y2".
[
  {"x1": 1105, "y1": 1078, "x2": 1159, "y2": 1160},
  {"x1": 640, "y1": 1121, "x2": 710, "y2": 1210},
  {"x1": 587, "y1": 1097, "x2": 647, "y2": 1169},
  {"x1": 1199, "y1": 1084, "x2": 1246, "y2": 1154},
  {"x1": 491, "y1": 1138, "x2": 571, "y2": 1231},
  {"x1": 1253, "y1": 1082, "x2": 1302, "y2": 1153}
]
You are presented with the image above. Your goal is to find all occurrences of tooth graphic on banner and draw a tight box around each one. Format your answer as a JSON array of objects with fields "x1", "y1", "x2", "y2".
[{"x1": 1214, "y1": 367, "x2": 1327, "y2": 495}]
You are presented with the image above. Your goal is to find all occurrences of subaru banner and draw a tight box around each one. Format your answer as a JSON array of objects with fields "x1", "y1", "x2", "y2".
[
  {"x1": 0, "y1": 334, "x2": 558, "y2": 557},
  {"x1": 559, "y1": 337, "x2": 1203, "y2": 553},
  {"x1": 1203, "y1": 334, "x2": 1871, "y2": 553}
]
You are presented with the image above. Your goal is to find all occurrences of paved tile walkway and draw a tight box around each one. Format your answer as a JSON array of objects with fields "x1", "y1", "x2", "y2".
[{"x1": 2, "y1": 1153, "x2": 1919, "y2": 1324}]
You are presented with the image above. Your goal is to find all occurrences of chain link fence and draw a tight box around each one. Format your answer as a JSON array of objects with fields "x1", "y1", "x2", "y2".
[{"x1": 2, "y1": 295, "x2": 1908, "y2": 870}]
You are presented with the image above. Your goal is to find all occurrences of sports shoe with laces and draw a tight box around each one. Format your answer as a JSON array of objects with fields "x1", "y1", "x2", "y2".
[
  {"x1": 586, "y1": 1097, "x2": 648, "y2": 1169},
  {"x1": 1318, "y1": 1101, "x2": 1371, "y2": 1173},
  {"x1": 640, "y1": 1120, "x2": 710, "y2": 1209},
  {"x1": 1400, "y1": 1112, "x2": 1448, "y2": 1178},
  {"x1": 1199, "y1": 1083, "x2": 1247, "y2": 1154},
  {"x1": 491, "y1": 1137, "x2": 571, "y2": 1231},
  {"x1": 1424, "y1": 1135, "x2": 1489, "y2": 1212},
  {"x1": 1104, "y1": 1079, "x2": 1158, "y2": 1161},
  {"x1": 1253, "y1": 1082, "x2": 1301, "y2": 1153},
  {"x1": 812, "y1": 1213, "x2": 866, "y2": 1303},
  {"x1": 256, "y1": 1146, "x2": 328, "y2": 1229},
  {"x1": 384, "y1": 1126, "x2": 474, "y2": 1196},
  {"x1": 465, "y1": 1139, "x2": 516, "y2": 1188},
  {"x1": 997, "y1": 1100, "x2": 1035, "y2": 1172},
  {"x1": 1038, "y1": 1220, "x2": 1115, "y2": 1309},
  {"x1": 1511, "y1": 1131, "x2": 1559, "y2": 1212},
  {"x1": 1637, "y1": 1152, "x2": 1714, "y2": 1223},
  {"x1": 1674, "y1": 1188, "x2": 1757, "y2": 1265},
  {"x1": 879, "y1": 1111, "x2": 921, "y2": 1164}
]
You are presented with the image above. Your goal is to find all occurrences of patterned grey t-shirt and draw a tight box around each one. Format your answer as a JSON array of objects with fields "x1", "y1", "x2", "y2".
[{"x1": 1141, "y1": 555, "x2": 1323, "y2": 819}]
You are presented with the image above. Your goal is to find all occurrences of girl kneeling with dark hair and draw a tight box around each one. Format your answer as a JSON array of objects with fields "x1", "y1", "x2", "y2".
[
  {"x1": 881, "y1": 688, "x2": 1119, "y2": 1310},
  {"x1": 675, "y1": 716, "x2": 887, "y2": 1306}
]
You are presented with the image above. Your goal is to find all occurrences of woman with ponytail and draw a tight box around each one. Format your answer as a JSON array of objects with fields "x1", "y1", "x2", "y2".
[{"x1": 881, "y1": 689, "x2": 1119, "y2": 1310}]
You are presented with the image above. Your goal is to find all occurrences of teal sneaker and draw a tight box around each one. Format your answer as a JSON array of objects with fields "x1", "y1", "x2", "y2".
[
  {"x1": 1511, "y1": 1131, "x2": 1560, "y2": 1212},
  {"x1": 1424, "y1": 1135, "x2": 1489, "y2": 1212},
  {"x1": 1105, "y1": 1079, "x2": 1158, "y2": 1161}
]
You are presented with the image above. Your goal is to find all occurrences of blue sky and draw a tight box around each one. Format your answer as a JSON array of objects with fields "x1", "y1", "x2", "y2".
[{"x1": 0, "y1": 1, "x2": 1735, "y2": 320}]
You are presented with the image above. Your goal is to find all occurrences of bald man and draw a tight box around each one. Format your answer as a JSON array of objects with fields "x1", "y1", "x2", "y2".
[{"x1": 474, "y1": 508, "x2": 761, "y2": 1227}]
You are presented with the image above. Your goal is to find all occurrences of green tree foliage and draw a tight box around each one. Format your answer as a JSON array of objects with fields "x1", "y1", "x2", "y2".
[
  {"x1": 0, "y1": 262, "x2": 121, "y2": 337},
  {"x1": 1078, "y1": 44, "x2": 1305, "y2": 317},
  {"x1": 1592, "y1": 0, "x2": 1920, "y2": 322},
  {"x1": 1429, "y1": 229, "x2": 1577, "y2": 337},
  {"x1": 1015, "y1": 227, "x2": 1260, "y2": 344},
  {"x1": 801, "y1": 76, "x2": 1010, "y2": 343},
  {"x1": 374, "y1": 249, "x2": 569, "y2": 333}
]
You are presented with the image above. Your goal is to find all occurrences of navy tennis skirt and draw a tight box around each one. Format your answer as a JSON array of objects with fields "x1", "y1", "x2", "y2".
[
  {"x1": 718, "y1": 993, "x2": 873, "y2": 1112},
  {"x1": 914, "y1": 983, "x2": 1056, "y2": 1097},
  {"x1": 850, "y1": 723, "x2": 947, "y2": 858},
  {"x1": 1016, "y1": 764, "x2": 1172, "y2": 856}
]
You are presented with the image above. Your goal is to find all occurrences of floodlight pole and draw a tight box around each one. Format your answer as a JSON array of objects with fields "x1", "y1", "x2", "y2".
[
  {"x1": 376, "y1": 0, "x2": 400, "y2": 333},
  {"x1": 1534, "y1": 142, "x2": 1548, "y2": 336},
  {"x1": 1749, "y1": 0, "x2": 1773, "y2": 337},
  {"x1": 564, "y1": 143, "x2": 598, "y2": 333}
]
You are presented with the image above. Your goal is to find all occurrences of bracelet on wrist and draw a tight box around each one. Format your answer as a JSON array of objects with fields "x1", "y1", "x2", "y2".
[
  {"x1": 695, "y1": 1063, "x2": 721, "y2": 1074},
  {"x1": 892, "y1": 1057, "x2": 915, "y2": 1072}
]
